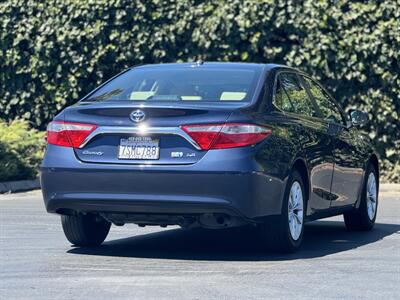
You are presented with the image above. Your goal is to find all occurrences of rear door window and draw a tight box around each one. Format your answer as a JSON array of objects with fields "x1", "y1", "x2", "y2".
[
  {"x1": 303, "y1": 77, "x2": 344, "y2": 124},
  {"x1": 275, "y1": 73, "x2": 315, "y2": 117},
  {"x1": 274, "y1": 77, "x2": 294, "y2": 112}
]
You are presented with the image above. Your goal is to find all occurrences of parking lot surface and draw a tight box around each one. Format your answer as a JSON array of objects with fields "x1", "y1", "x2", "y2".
[{"x1": 0, "y1": 186, "x2": 399, "y2": 299}]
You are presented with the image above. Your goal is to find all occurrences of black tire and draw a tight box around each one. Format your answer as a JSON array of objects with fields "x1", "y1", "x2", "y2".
[
  {"x1": 344, "y1": 164, "x2": 378, "y2": 231},
  {"x1": 257, "y1": 170, "x2": 306, "y2": 253},
  {"x1": 61, "y1": 214, "x2": 111, "y2": 246}
]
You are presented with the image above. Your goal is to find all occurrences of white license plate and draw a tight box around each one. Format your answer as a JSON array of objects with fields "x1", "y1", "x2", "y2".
[{"x1": 118, "y1": 137, "x2": 160, "y2": 160}]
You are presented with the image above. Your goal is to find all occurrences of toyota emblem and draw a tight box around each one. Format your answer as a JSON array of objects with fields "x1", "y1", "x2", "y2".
[{"x1": 129, "y1": 110, "x2": 146, "y2": 123}]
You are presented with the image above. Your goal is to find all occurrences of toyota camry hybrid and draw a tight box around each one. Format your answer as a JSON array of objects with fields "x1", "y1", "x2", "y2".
[{"x1": 41, "y1": 62, "x2": 379, "y2": 253}]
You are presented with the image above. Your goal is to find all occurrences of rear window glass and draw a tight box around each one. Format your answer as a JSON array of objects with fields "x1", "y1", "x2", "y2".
[{"x1": 86, "y1": 67, "x2": 261, "y2": 103}]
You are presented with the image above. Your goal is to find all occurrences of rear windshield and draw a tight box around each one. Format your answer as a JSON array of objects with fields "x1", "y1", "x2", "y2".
[{"x1": 86, "y1": 66, "x2": 262, "y2": 103}]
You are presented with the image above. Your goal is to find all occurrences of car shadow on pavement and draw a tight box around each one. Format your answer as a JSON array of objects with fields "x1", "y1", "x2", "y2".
[{"x1": 67, "y1": 220, "x2": 400, "y2": 261}]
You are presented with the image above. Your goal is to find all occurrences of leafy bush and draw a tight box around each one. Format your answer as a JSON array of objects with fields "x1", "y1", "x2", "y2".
[
  {"x1": 0, "y1": 120, "x2": 46, "y2": 181},
  {"x1": 0, "y1": 0, "x2": 398, "y2": 181}
]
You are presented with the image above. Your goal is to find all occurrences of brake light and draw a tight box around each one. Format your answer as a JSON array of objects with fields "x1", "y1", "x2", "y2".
[
  {"x1": 47, "y1": 121, "x2": 97, "y2": 148},
  {"x1": 181, "y1": 123, "x2": 272, "y2": 150}
]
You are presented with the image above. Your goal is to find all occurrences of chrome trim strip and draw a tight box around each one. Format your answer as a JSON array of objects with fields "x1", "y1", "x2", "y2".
[{"x1": 79, "y1": 126, "x2": 201, "y2": 150}]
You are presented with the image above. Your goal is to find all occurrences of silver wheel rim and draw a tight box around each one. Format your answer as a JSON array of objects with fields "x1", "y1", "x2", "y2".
[
  {"x1": 288, "y1": 181, "x2": 304, "y2": 241},
  {"x1": 366, "y1": 173, "x2": 377, "y2": 220}
]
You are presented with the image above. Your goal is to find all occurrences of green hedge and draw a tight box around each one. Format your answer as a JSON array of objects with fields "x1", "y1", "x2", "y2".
[
  {"x1": 0, "y1": 0, "x2": 399, "y2": 181},
  {"x1": 0, "y1": 120, "x2": 46, "y2": 181}
]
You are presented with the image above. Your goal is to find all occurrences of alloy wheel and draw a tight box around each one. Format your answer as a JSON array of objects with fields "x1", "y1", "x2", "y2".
[
  {"x1": 288, "y1": 181, "x2": 304, "y2": 241},
  {"x1": 366, "y1": 173, "x2": 377, "y2": 220}
]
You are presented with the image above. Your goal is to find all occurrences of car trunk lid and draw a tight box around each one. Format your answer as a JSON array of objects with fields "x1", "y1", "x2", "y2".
[{"x1": 64, "y1": 102, "x2": 233, "y2": 165}]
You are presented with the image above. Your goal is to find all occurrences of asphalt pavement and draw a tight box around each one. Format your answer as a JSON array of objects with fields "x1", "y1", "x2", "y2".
[{"x1": 0, "y1": 186, "x2": 399, "y2": 299}]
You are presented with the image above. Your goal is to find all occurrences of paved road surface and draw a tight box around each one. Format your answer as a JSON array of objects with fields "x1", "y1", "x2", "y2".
[{"x1": 1, "y1": 187, "x2": 399, "y2": 299}]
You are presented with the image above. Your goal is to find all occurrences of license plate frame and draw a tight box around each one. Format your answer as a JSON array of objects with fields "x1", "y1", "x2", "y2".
[{"x1": 118, "y1": 136, "x2": 160, "y2": 160}]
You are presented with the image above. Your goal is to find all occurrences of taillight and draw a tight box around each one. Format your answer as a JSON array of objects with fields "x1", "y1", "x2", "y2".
[
  {"x1": 47, "y1": 121, "x2": 97, "y2": 148},
  {"x1": 181, "y1": 123, "x2": 272, "y2": 150}
]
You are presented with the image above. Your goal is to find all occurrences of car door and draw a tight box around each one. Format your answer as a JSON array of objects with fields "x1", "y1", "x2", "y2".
[
  {"x1": 275, "y1": 72, "x2": 335, "y2": 214},
  {"x1": 302, "y1": 76, "x2": 364, "y2": 207}
]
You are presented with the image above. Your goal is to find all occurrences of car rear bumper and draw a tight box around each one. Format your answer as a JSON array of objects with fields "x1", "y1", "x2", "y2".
[
  {"x1": 41, "y1": 146, "x2": 285, "y2": 220},
  {"x1": 43, "y1": 192, "x2": 242, "y2": 217}
]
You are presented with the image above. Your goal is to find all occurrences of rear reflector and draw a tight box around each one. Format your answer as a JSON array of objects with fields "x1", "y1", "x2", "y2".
[
  {"x1": 181, "y1": 123, "x2": 272, "y2": 150},
  {"x1": 47, "y1": 121, "x2": 97, "y2": 148}
]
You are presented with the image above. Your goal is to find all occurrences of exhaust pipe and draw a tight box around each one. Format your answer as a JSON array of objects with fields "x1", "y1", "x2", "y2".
[{"x1": 199, "y1": 213, "x2": 231, "y2": 228}]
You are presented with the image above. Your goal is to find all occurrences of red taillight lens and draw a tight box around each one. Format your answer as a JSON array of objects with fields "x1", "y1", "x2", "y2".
[
  {"x1": 47, "y1": 121, "x2": 97, "y2": 148},
  {"x1": 181, "y1": 123, "x2": 272, "y2": 150}
]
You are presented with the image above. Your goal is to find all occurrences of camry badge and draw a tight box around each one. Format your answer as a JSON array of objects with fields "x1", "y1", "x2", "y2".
[{"x1": 129, "y1": 110, "x2": 146, "y2": 123}]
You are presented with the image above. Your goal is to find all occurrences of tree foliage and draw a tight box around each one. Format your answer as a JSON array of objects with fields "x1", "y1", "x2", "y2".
[
  {"x1": 0, "y1": 120, "x2": 45, "y2": 181},
  {"x1": 0, "y1": 0, "x2": 399, "y2": 181}
]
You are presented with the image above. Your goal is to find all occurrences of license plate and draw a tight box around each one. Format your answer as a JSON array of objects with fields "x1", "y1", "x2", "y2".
[{"x1": 118, "y1": 137, "x2": 160, "y2": 160}]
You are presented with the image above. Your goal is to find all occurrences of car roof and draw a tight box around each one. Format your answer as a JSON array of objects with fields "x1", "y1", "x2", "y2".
[{"x1": 131, "y1": 61, "x2": 294, "y2": 72}]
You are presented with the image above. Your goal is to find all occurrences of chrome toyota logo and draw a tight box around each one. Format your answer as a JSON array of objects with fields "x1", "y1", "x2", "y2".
[{"x1": 129, "y1": 110, "x2": 146, "y2": 123}]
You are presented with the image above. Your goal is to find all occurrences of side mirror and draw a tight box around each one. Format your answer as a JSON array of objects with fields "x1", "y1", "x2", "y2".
[{"x1": 350, "y1": 110, "x2": 368, "y2": 127}]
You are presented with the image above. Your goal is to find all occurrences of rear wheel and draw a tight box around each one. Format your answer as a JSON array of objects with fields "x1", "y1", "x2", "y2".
[
  {"x1": 344, "y1": 165, "x2": 378, "y2": 231},
  {"x1": 258, "y1": 170, "x2": 306, "y2": 253},
  {"x1": 61, "y1": 214, "x2": 111, "y2": 246}
]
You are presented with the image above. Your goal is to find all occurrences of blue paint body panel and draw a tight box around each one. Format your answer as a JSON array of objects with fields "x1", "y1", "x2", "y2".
[{"x1": 41, "y1": 62, "x2": 376, "y2": 227}]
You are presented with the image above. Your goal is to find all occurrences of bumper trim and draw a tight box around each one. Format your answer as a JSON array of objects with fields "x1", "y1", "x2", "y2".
[
  {"x1": 46, "y1": 193, "x2": 245, "y2": 217},
  {"x1": 80, "y1": 126, "x2": 201, "y2": 149}
]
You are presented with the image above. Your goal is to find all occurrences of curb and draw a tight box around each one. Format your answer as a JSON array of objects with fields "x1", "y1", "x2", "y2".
[
  {"x1": 0, "y1": 179, "x2": 41, "y2": 194},
  {"x1": 380, "y1": 183, "x2": 400, "y2": 193}
]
